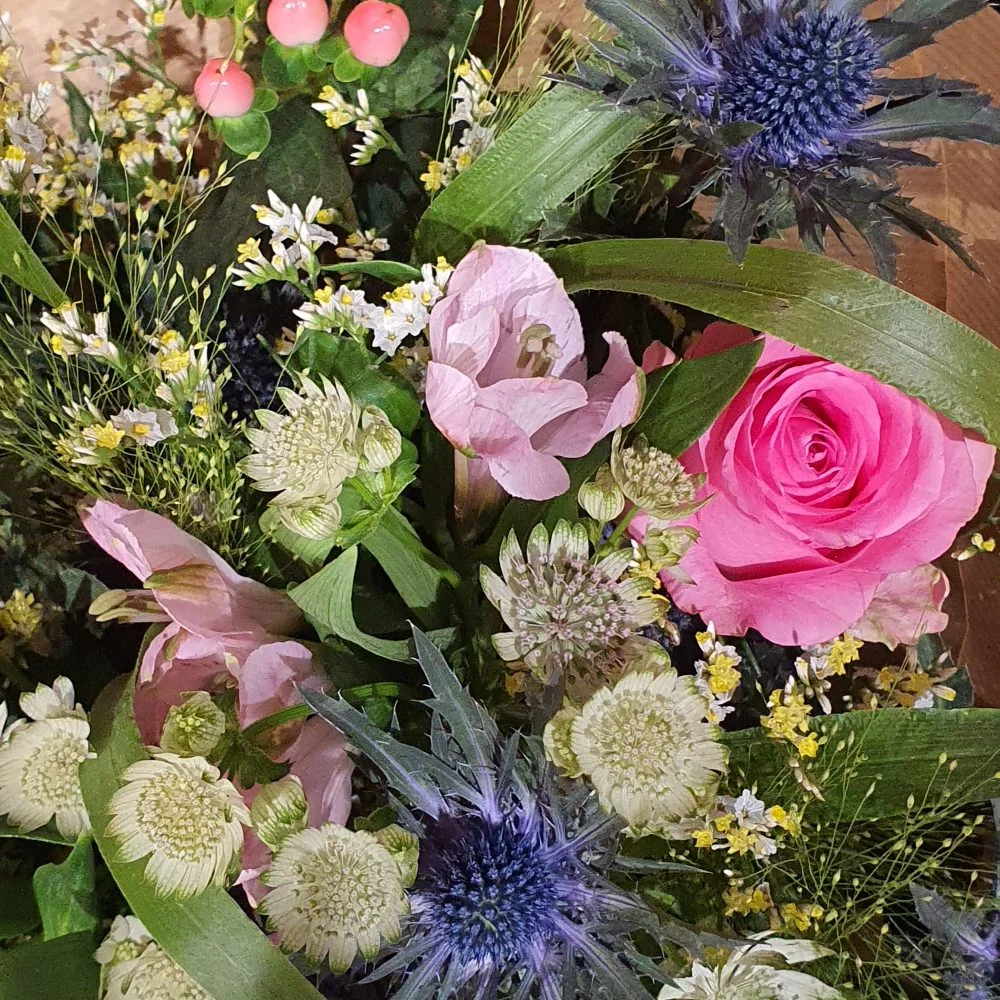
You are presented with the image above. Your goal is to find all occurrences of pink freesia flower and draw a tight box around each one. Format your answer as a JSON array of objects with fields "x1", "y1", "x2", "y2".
[
  {"x1": 644, "y1": 324, "x2": 994, "y2": 646},
  {"x1": 80, "y1": 499, "x2": 323, "y2": 743},
  {"x1": 426, "y1": 245, "x2": 644, "y2": 507},
  {"x1": 852, "y1": 564, "x2": 950, "y2": 650}
]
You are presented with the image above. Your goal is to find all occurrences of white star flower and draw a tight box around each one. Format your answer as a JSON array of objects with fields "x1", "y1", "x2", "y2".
[
  {"x1": 19, "y1": 676, "x2": 86, "y2": 721},
  {"x1": 111, "y1": 406, "x2": 178, "y2": 446},
  {"x1": 260, "y1": 823, "x2": 408, "y2": 972},
  {"x1": 0, "y1": 715, "x2": 93, "y2": 838},
  {"x1": 106, "y1": 753, "x2": 250, "y2": 898}
]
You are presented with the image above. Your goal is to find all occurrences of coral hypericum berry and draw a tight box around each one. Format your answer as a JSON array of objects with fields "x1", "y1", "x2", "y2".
[
  {"x1": 194, "y1": 58, "x2": 255, "y2": 119},
  {"x1": 266, "y1": 0, "x2": 329, "y2": 47},
  {"x1": 343, "y1": 0, "x2": 410, "y2": 68}
]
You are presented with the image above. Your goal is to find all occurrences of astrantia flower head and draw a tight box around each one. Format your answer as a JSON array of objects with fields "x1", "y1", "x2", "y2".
[
  {"x1": 560, "y1": 668, "x2": 727, "y2": 836},
  {"x1": 575, "y1": 0, "x2": 1000, "y2": 276},
  {"x1": 107, "y1": 943, "x2": 212, "y2": 1000},
  {"x1": 611, "y1": 430, "x2": 707, "y2": 521},
  {"x1": 106, "y1": 752, "x2": 250, "y2": 897},
  {"x1": 159, "y1": 692, "x2": 226, "y2": 758},
  {"x1": 0, "y1": 714, "x2": 93, "y2": 838},
  {"x1": 481, "y1": 520, "x2": 660, "y2": 695},
  {"x1": 302, "y1": 627, "x2": 660, "y2": 998},
  {"x1": 260, "y1": 823, "x2": 408, "y2": 971},
  {"x1": 95, "y1": 914, "x2": 153, "y2": 972}
]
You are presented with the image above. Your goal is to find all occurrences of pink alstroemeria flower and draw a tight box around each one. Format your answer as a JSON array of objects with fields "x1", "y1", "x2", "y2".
[
  {"x1": 80, "y1": 499, "x2": 323, "y2": 744},
  {"x1": 426, "y1": 245, "x2": 644, "y2": 508}
]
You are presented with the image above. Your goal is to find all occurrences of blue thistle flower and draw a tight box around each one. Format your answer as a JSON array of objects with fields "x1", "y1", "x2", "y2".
[
  {"x1": 571, "y1": 0, "x2": 1000, "y2": 278},
  {"x1": 303, "y1": 628, "x2": 661, "y2": 1000}
]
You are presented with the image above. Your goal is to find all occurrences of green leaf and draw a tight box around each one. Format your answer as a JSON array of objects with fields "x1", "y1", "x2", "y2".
[
  {"x1": 63, "y1": 80, "x2": 94, "y2": 140},
  {"x1": 0, "y1": 821, "x2": 75, "y2": 846},
  {"x1": 78, "y1": 681, "x2": 325, "y2": 1000},
  {"x1": 0, "y1": 204, "x2": 65, "y2": 307},
  {"x1": 0, "y1": 931, "x2": 100, "y2": 1000},
  {"x1": 413, "y1": 86, "x2": 656, "y2": 262},
  {"x1": 546, "y1": 238, "x2": 1000, "y2": 443},
  {"x1": 194, "y1": 0, "x2": 235, "y2": 14},
  {"x1": 631, "y1": 341, "x2": 763, "y2": 455},
  {"x1": 316, "y1": 36, "x2": 347, "y2": 63},
  {"x1": 289, "y1": 546, "x2": 412, "y2": 660},
  {"x1": 32, "y1": 837, "x2": 98, "y2": 941},
  {"x1": 322, "y1": 259, "x2": 422, "y2": 284},
  {"x1": 216, "y1": 111, "x2": 272, "y2": 156},
  {"x1": 333, "y1": 49, "x2": 365, "y2": 83},
  {"x1": 361, "y1": 506, "x2": 457, "y2": 626},
  {"x1": 0, "y1": 878, "x2": 40, "y2": 940},
  {"x1": 290, "y1": 333, "x2": 421, "y2": 435},
  {"x1": 251, "y1": 87, "x2": 280, "y2": 113},
  {"x1": 262, "y1": 38, "x2": 310, "y2": 87},
  {"x1": 725, "y1": 708, "x2": 1000, "y2": 822}
]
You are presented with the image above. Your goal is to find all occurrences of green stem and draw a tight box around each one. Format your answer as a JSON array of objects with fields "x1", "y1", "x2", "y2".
[
  {"x1": 603, "y1": 506, "x2": 640, "y2": 552},
  {"x1": 241, "y1": 704, "x2": 311, "y2": 743}
]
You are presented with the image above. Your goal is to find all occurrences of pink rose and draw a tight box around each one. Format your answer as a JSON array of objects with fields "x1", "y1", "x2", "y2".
[
  {"x1": 660, "y1": 325, "x2": 994, "y2": 646},
  {"x1": 426, "y1": 245, "x2": 643, "y2": 506}
]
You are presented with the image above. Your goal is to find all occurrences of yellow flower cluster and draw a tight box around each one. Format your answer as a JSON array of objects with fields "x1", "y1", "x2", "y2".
[
  {"x1": 760, "y1": 687, "x2": 818, "y2": 758},
  {"x1": 0, "y1": 589, "x2": 42, "y2": 640}
]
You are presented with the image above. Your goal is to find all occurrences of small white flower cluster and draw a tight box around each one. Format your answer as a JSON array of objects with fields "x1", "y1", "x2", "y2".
[
  {"x1": 0, "y1": 678, "x2": 93, "y2": 841},
  {"x1": 41, "y1": 303, "x2": 120, "y2": 363},
  {"x1": 146, "y1": 324, "x2": 220, "y2": 435},
  {"x1": 420, "y1": 57, "x2": 497, "y2": 193},
  {"x1": 295, "y1": 259, "x2": 453, "y2": 357},
  {"x1": 312, "y1": 87, "x2": 394, "y2": 166},
  {"x1": 793, "y1": 633, "x2": 862, "y2": 713},
  {"x1": 693, "y1": 622, "x2": 742, "y2": 723},
  {"x1": 687, "y1": 788, "x2": 801, "y2": 860},
  {"x1": 96, "y1": 915, "x2": 210, "y2": 1000},
  {"x1": 126, "y1": 0, "x2": 175, "y2": 37},
  {"x1": 232, "y1": 191, "x2": 338, "y2": 288}
]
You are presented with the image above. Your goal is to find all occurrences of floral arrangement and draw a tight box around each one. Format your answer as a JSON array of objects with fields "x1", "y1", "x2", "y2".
[{"x1": 1, "y1": 0, "x2": 1000, "y2": 999}]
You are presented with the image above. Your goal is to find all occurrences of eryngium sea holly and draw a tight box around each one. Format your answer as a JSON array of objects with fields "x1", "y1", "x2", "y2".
[
  {"x1": 302, "y1": 627, "x2": 663, "y2": 1000},
  {"x1": 570, "y1": 0, "x2": 1000, "y2": 277}
]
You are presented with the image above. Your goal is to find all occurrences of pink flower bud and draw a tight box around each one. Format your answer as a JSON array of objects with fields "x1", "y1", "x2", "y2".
[
  {"x1": 266, "y1": 0, "x2": 329, "y2": 46},
  {"x1": 194, "y1": 58, "x2": 255, "y2": 118},
  {"x1": 343, "y1": 0, "x2": 410, "y2": 68}
]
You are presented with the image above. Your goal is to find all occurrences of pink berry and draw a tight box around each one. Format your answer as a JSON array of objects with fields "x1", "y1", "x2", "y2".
[
  {"x1": 194, "y1": 58, "x2": 255, "y2": 119},
  {"x1": 343, "y1": 0, "x2": 410, "y2": 68},
  {"x1": 266, "y1": 0, "x2": 329, "y2": 46}
]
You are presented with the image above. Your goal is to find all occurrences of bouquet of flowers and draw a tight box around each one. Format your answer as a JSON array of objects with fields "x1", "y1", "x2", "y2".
[{"x1": 2, "y1": 0, "x2": 1000, "y2": 997}]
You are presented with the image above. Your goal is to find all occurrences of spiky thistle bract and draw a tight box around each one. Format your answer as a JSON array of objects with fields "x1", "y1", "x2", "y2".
[
  {"x1": 303, "y1": 627, "x2": 663, "y2": 1000},
  {"x1": 569, "y1": 0, "x2": 1000, "y2": 278}
]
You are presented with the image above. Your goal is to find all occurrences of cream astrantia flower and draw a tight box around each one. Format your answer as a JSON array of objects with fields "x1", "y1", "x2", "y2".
[
  {"x1": 611, "y1": 430, "x2": 707, "y2": 522},
  {"x1": 108, "y1": 943, "x2": 212, "y2": 1000},
  {"x1": 20, "y1": 676, "x2": 86, "y2": 722},
  {"x1": 95, "y1": 914, "x2": 153, "y2": 970},
  {"x1": 568, "y1": 669, "x2": 727, "y2": 835},
  {"x1": 106, "y1": 753, "x2": 250, "y2": 898},
  {"x1": 260, "y1": 823, "x2": 408, "y2": 972},
  {"x1": 0, "y1": 715, "x2": 93, "y2": 838},
  {"x1": 480, "y1": 521, "x2": 660, "y2": 691},
  {"x1": 658, "y1": 938, "x2": 841, "y2": 1000}
]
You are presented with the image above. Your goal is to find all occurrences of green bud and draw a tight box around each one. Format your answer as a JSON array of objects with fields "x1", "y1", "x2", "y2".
[
  {"x1": 161, "y1": 691, "x2": 226, "y2": 758},
  {"x1": 249, "y1": 776, "x2": 308, "y2": 852},
  {"x1": 374, "y1": 824, "x2": 420, "y2": 888},
  {"x1": 577, "y1": 464, "x2": 625, "y2": 522},
  {"x1": 358, "y1": 405, "x2": 401, "y2": 472},
  {"x1": 543, "y1": 704, "x2": 582, "y2": 778}
]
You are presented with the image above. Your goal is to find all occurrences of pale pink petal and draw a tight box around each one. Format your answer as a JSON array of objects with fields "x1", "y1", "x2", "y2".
[
  {"x1": 642, "y1": 341, "x2": 676, "y2": 373},
  {"x1": 476, "y1": 377, "x2": 587, "y2": 437},
  {"x1": 535, "y1": 332, "x2": 642, "y2": 458},
  {"x1": 283, "y1": 717, "x2": 354, "y2": 827},
  {"x1": 851, "y1": 564, "x2": 950, "y2": 649},
  {"x1": 469, "y1": 408, "x2": 570, "y2": 500},
  {"x1": 428, "y1": 305, "x2": 501, "y2": 377},
  {"x1": 425, "y1": 361, "x2": 478, "y2": 452},
  {"x1": 236, "y1": 641, "x2": 322, "y2": 727},
  {"x1": 686, "y1": 322, "x2": 757, "y2": 359}
]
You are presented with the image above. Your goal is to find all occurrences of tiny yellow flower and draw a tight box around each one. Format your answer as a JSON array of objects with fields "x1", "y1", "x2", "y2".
[
  {"x1": 455, "y1": 152, "x2": 473, "y2": 171},
  {"x1": 92, "y1": 422, "x2": 126, "y2": 450},
  {"x1": 316, "y1": 208, "x2": 337, "y2": 225},
  {"x1": 236, "y1": 237, "x2": 262, "y2": 263},
  {"x1": 692, "y1": 827, "x2": 715, "y2": 850},
  {"x1": 315, "y1": 285, "x2": 334, "y2": 305},
  {"x1": 725, "y1": 827, "x2": 758, "y2": 855},
  {"x1": 0, "y1": 590, "x2": 42, "y2": 640},
  {"x1": 152, "y1": 9, "x2": 167, "y2": 25},
  {"x1": 158, "y1": 349, "x2": 190, "y2": 375},
  {"x1": 420, "y1": 160, "x2": 446, "y2": 192},
  {"x1": 826, "y1": 633, "x2": 862, "y2": 674}
]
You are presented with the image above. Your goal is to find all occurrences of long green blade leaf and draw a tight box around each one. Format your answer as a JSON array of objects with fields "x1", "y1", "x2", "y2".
[
  {"x1": 413, "y1": 86, "x2": 655, "y2": 262},
  {"x1": 725, "y1": 707, "x2": 1000, "y2": 821},
  {"x1": 79, "y1": 681, "x2": 325, "y2": 1000},
  {"x1": 0, "y1": 204, "x2": 64, "y2": 307},
  {"x1": 547, "y1": 238, "x2": 1000, "y2": 443}
]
